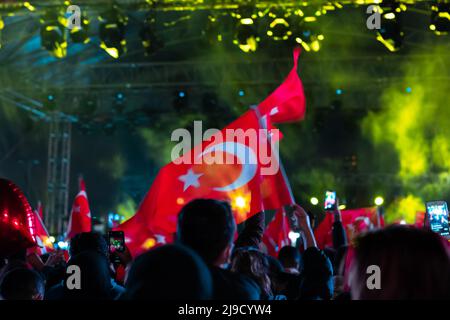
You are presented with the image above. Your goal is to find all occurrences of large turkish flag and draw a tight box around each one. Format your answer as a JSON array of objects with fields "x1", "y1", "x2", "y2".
[{"x1": 118, "y1": 110, "x2": 293, "y2": 256}]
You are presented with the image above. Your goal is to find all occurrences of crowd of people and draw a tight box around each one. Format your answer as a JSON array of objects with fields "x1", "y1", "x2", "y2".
[{"x1": 1, "y1": 191, "x2": 450, "y2": 300}]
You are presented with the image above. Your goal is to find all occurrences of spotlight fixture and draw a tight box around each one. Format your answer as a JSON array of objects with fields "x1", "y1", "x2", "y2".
[
  {"x1": 40, "y1": 10, "x2": 67, "y2": 58},
  {"x1": 23, "y1": 1, "x2": 36, "y2": 12},
  {"x1": 140, "y1": 16, "x2": 163, "y2": 56},
  {"x1": 374, "y1": 196, "x2": 384, "y2": 206},
  {"x1": 430, "y1": 2, "x2": 450, "y2": 35},
  {"x1": 294, "y1": 9, "x2": 324, "y2": 52},
  {"x1": 232, "y1": 6, "x2": 260, "y2": 53},
  {"x1": 266, "y1": 10, "x2": 292, "y2": 41},
  {"x1": 98, "y1": 6, "x2": 128, "y2": 59},
  {"x1": 375, "y1": 1, "x2": 406, "y2": 52},
  {"x1": 69, "y1": 14, "x2": 90, "y2": 44}
]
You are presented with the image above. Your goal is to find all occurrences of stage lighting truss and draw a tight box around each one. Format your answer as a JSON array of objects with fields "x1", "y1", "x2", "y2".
[
  {"x1": 231, "y1": 5, "x2": 261, "y2": 53},
  {"x1": 40, "y1": 10, "x2": 67, "y2": 58},
  {"x1": 140, "y1": 15, "x2": 164, "y2": 56},
  {"x1": 374, "y1": 1, "x2": 407, "y2": 52},
  {"x1": 98, "y1": 6, "x2": 128, "y2": 59},
  {"x1": 430, "y1": 2, "x2": 450, "y2": 35}
]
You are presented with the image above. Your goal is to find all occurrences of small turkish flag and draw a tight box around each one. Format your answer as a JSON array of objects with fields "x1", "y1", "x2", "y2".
[
  {"x1": 314, "y1": 207, "x2": 380, "y2": 249},
  {"x1": 29, "y1": 202, "x2": 54, "y2": 255},
  {"x1": 66, "y1": 178, "x2": 92, "y2": 239}
]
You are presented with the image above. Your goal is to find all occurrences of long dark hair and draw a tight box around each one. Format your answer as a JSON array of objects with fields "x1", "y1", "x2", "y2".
[{"x1": 231, "y1": 248, "x2": 272, "y2": 299}]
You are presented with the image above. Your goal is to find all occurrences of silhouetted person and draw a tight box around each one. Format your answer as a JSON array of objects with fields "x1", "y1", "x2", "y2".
[
  {"x1": 177, "y1": 199, "x2": 260, "y2": 299},
  {"x1": 349, "y1": 225, "x2": 450, "y2": 300},
  {"x1": 278, "y1": 246, "x2": 300, "y2": 274},
  {"x1": 67, "y1": 232, "x2": 124, "y2": 297},
  {"x1": 0, "y1": 268, "x2": 44, "y2": 300},
  {"x1": 69, "y1": 232, "x2": 109, "y2": 259},
  {"x1": 46, "y1": 251, "x2": 114, "y2": 300},
  {"x1": 123, "y1": 244, "x2": 212, "y2": 300}
]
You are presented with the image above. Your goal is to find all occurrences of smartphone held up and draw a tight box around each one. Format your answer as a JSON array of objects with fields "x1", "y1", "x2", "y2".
[
  {"x1": 425, "y1": 201, "x2": 450, "y2": 238},
  {"x1": 324, "y1": 191, "x2": 337, "y2": 211},
  {"x1": 108, "y1": 231, "x2": 125, "y2": 264}
]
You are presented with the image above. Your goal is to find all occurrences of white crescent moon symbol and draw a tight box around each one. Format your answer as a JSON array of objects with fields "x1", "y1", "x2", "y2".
[{"x1": 199, "y1": 142, "x2": 258, "y2": 192}]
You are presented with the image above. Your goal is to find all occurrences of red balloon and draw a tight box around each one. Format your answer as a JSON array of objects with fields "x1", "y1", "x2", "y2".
[{"x1": 0, "y1": 178, "x2": 37, "y2": 257}]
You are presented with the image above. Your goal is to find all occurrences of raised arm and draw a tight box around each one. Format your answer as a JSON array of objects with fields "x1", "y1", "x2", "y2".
[{"x1": 234, "y1": 211, "x2": 265, "y2": 249}]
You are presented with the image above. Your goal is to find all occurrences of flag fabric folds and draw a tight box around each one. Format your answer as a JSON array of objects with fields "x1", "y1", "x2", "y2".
[
  {"x1": 118, "y1": 48, "x2": 306, "y2": 257},
  {"x1": 118, "y1": 110, "x2": 294, "y2": 257},
  {"x1": 314, "y1": 207, "x2": 382, "y2": 249},
  {"x1": 66, "y1": 178, "x2": 92, "y2": 239},
  {"x1": 257, "y1": 47, "x2": 306, "y2": 124},
  {"x1": 30, "y1": 202, "x2": 54, "y2": 255},
  {"x1": 263, "y1": 209, "x2": 292, "y2": 257}
]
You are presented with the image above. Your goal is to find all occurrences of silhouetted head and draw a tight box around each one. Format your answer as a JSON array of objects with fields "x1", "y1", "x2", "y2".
[
  {"x1": 349, "y1": 225, "x2": 450, "y2": 300},
  {"x1": 69, "y1": 232, "x2": 109, "y2": 260},
  {"x1": 124, "y1": 244, "x2": 212, "y2": 300},
  {"x1": 63, "y1": 251, "x2": 113, "y2": 300},
  {"x1": 177, "y1": 199, "x2": 236, "y2": 266},
  {"x1": 0, "y1": 268, "x2": 44, "y2": 300},
  {"x1": 278, "y1": 246, "x2": 300, "y2": 270}
]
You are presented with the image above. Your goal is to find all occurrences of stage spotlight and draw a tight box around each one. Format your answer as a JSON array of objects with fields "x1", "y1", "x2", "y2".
[
  {"x1": 234, "y1": 18, "x2": 259, "y2": 52},
  {"x1": 295, "y1": 30, "x2": 324, "y2": 52},
  {"x1": 69, "y1": 14, "x2": 90, "y2": 44},
  {"x1": 98, "y1": 7, "x2": 128, "y2": 59},
  {"x1": 430, "y1": 2, "x2": 450, "y2": 35},
  {"x1": 40, "y1": 11, "x2": 67, "y2": 58},
  {"x1": 140, "y1": 16, "x2": 163, "y2": 56},
  {"x1": 293, "y1": 10, "x2": 324, "y2": 53},
  {"x1": 375, "y1": 2, "x2": 405, "y2": 52},
  {"x1": 232, "y1": 6, "x2": 260, "y2": 53},
  {"x1": 267, "y1": 10, "x2": 292, "y2": 41},
  {"x1": 23, "y1": 1, "x2": 36, "y2": 12},
  {"x1": 374, "y1": 196, "x2": 384, "y2": 206},
  {"x1": 310, "y1": 197, "x2": 319, "y2": 205}
]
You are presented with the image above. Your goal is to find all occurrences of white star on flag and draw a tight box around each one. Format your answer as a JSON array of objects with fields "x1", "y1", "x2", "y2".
[
  {"x1": 269, "y1": 106, "x2": 279, "y2": 115},
  {"x1": 178, "y1": 169, "x2": 203, "y2": 192}
]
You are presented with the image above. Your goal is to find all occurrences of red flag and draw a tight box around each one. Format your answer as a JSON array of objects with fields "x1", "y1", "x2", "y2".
[
  {"x1": 257, "y1": 47, "x2": 306, "y2": 124},
  {"x1": 28, "y1": 202, "x2": 54, "y2": 255},
  {"x1": 314, "y1": 207, "x2": 380, "y2": 249},
  {"x1": 118, "y1": 110, "x2": 293, "y2": 256},
  {"x1": 263, "y1": 209, "x2": 292, "y2": 257},
  {"x1": 66, "y1": 178, "x2": 92, "y2": 239}
]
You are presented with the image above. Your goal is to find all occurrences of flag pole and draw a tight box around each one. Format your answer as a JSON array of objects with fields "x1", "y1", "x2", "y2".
[
  {"x1": 251, "y1": 105, "x2": 303, "y2": 248},
  {"x1": 250, "y1": 105, "x2": 296, "y2": 204}
]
